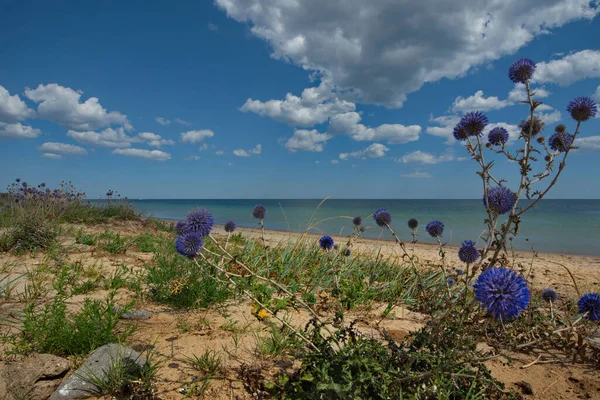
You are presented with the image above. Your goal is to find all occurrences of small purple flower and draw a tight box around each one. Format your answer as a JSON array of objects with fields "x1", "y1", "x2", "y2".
[
  {"x1": 542, "y1": 289, "x2": 558, "y2": 303},
  {"x1": 474, "y1": 267, "x2": 530, "y2": 320},
  {"x1": 373, "y1": 208, "x2": 392, "y2": 227},
  {"x1": 353, "y1": 216, "x2": 362, "y2": 226},
  {"x1": 460, "y1": 111, "x2": 489, "y2": 137},
  {"x1": 319, "y1": 235, "x2": 334, "y2": 251},
  {"x1": 488, "y1": 127, "x2": 509, "y2": 146},
  {"x1": 175, "y1": 220, "x2": 187, "y2": 236},
  {"x1": 567, "y1": 97, "x2": 597, "y2": 122},
  {"x1": 453, "y1": 123, "x2": 469, "y2": 141},
  {"x1": 343, "y1": 248, "x2": 351, "y2": 257},
  {"x1": 252, "y1": 204, "x2": 267, "y2": 219},
  {"x1": 447, "y1": 278, "x2": 456, "y2": 287},
  {"x1": 425, "y1": 220, "x2": 444, "y2": 238},
  {"x1": 548, "y1": 131, "x2": 573, "y2": 153},
  {"x1": 185, "y1": 208, "x2": 214, "y2": 236},
  {"x1": 175, "y1": 232, "x2": 204, "y2": 257},
  {"x1": 408, "y1": 218, "x2": 418, "y2": 230},
  {"x1": 508, "y1": 58, "x2": 536, "y2": 84},
  {"x1": 456, "y1": 269, "x2": 465, "y2": 276},
  {"x1": 577, "y1": 293, "x2": 600, "y2": 321},
  {"x1": 458, "y1": 240, "x2": 480, "y2": 264},
  {"x1": 224, "y1": 221, "x2": 236, "y2": 233},
  {"x1": 484, "y1": 186, "x2": 516, "y2": 215}
]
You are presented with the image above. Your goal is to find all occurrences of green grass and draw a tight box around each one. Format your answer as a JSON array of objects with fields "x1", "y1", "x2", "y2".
[
  {"x1": 135, "y1": 233, "x2": 157, "y2": 252},
  {"x1": 98, "y1": 231, "x2": 129, "y2": 254},
  {"x1": 0, "y1": 216, "x2": 58, "y2": 254},
  {"x1": 59, "y1": 202, "x2": 140, "y2": 224},
  {"x1": 75, "y1": 231, "x2": 97, "y2": 246}
]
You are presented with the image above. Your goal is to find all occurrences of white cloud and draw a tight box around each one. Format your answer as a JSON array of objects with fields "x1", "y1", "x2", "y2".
[
  {"x1": 0, "y1": 122, "x2": 41, "y2": 139},
  {"x1": 339, "y1": 143, "x2": 389, "y2": 160},
  {"x1": 538, "y1": 110, "x2": 562, "y2": 125},
  {"x1": 575, "y1": 136, "x2": 600, "y2": 152},
  {"x1": 507, "y1": 83, "x2": 551, "y2": 103},
  {"x1": 594, "y1": 85, "x2": 600, "y2": 101},
  {"x1": 401, "y1": 171, "x2": 432, "y2": 178},
  {"x1": 233, "y1": 144, "x2": 262, "y2": 157},
  {"x1": 199, "y1": 143, "x2": 209, "y2": 151},
  {"x1": 424, "y1": 114, "x2": 461, "y2": 144},
  {"x1": 136, "y1": 132, "x2": 175, "y2": 147},
  {"x1": 155, "y1": 117, "x2": 171, "y2": 126},
  {"x1": 37, "y1": 142, "x2": 88, "y2": 156},
  {"x1": 329, "y1": 112, "x2": 420, "y2": 144},
  {"x1": 24, "y1": 83, "x2": 132, "y2": 131},
  {"x1": 215, "y1": 150, "x2": 224, "y2": 155},
  {"x1": 533, "y1": 50, "x2": 600, "y2": 86},
  {"x1": 216, "y1": 0, "x2": 598, "y2": 108},
  {"x1": 399, "y1": 150, "x2": 454, "y2": 165},
  {"x1": 452, "y1": 90, "x2": 510, "y2": 113},
  {"x1": 0, "y1": 85, "x2": 35, "y2": 123},
  {"x1": 285, "y1": 129, "x2": 331, "y2": 152},
  {"x1": 208, "y1": 23, "x2": 219, "y2": 31},
  {"x1": 228, "y1": 162, "x2": 233, "y2": 166},
  {"x1": 174, "y1": 118, "x2": 190, "y2": 126},
  {"x1": 181, "y1": 129, "x2": 214, "y2": 143},
  {"x1": 42, "y1": 153, "x2": 62, "y2": 159},
  {"x1": 241, "y1": 81, "x2": 355, "y2": 126},
  {"x1": 67, "y1": 127, "x2": 136, "y2": 148},
  {"x1": 315, "y1": 160, "x2": 320, "y2": 164},
  {"x1": 331, "y1": 159, "x2": 339, "y2": 164},
  {"x1": 112, "y1": 148, "x2": 171, "y2": 161},
  {"x1": 186, "y1": 155, "x2": 201, "y2": 161}
]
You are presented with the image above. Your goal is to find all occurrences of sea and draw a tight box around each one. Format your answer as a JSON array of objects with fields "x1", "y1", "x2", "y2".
[{"x1": 106, "y1": 199, "x2": 600, "y2": 256}]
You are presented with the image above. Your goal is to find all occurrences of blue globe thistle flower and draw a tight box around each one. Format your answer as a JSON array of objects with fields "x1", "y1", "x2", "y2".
[
  {"x1": 425, "y1": 220, "x2": 444, "y2": 237},
  {"x1": 474, "y1": 267, "x2": 530, "y2": 320},
  {"x1": 458, "y1": 240, "x2": 480, "y2": 264},
  {"x1": 175, "y1": 220, "x2": 187, "y2": 236},
  {"x1": 15, "y1": 178, "x2": 20, "y2": 183},
  {"x1": 567, "y1": 97, "x2": 597, "y2": 122},
  {"x1": 484, "y1": 186, "x2": 516, "y2": 215},
  {"x1": 548, "y1": 131, "x2": 573, "y2": 153},
  {"x1": 519, "y1": 116, "x2": 544, "y2": 137},
  {"x1": 508, "y1": 58, "x2": 536, "y2": 84},
  {"x1": 353, "y1": 216, "x2": 362, "y2": 226},
  {"x1": 343, "y1": 248, "x2": 351, "y2": 257},
  {"x1": 185, "y1": 208, "x2": 214, "y2": 237},
  {"x1": 577, "y1": 293, "x2": 600, "y2": 321},
  {"x1": 460, "y1": 112, "x2": 489, "y2": 137},
  {"x1": 224, "y1": 220, "x2": 236, "y2": 233},
  {"x1": 408, "y1": 218, "x2": 419, "y2": 230},
  {"x1": 488, "y1": 127, "x2": 509, "y2": 146},
  {"x1": 175, "y1": 232, "x2": 204, "y2": 257},
  {"x1": 319, "y1": 235, "x2": 334, "y2": 251},
  {"x1": 373, "y1": 208, "x2": 392, "y2": 227},
  {"x1": 453, "y1": 123, "x2": 469, "y2": 141},
  {"x1": 541, "y1": 289, "x2": 558, "y2": 303},
  {"x1": 447, "y1": 278, "x2": 456, "y2": 287},
  {"x1": 252, "y1": 204, "x2": 267, "y2": 219},
  {"x1": 456, "y1": 269, "x2": 465, "y2": 276}
]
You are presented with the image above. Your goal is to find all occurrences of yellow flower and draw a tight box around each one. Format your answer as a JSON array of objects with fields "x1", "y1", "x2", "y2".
[{"x1": 257, "y1": 309, "x2": 268, "y2": 320}]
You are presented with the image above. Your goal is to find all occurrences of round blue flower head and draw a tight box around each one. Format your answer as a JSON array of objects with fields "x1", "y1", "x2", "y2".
[
  {"x1": 508, "y1": 58, "x2": 536, "y2": 84},
  {"x1": 474, "y1": 267, "x2": 530, "y2": 320},
  {"x1": 373, "y1": 208, "x2": 392, "y2": 227},
  {"x1": 425, "y1": 220, "x2": 444, "y2": 237},
  {"x1": 252, "y1": 204, "x2": 267, "y2": 219},
  {"x1": 175, "y1": 220, "x2": 187, "y2": 236},
  {"x1": 447, "y1": 278, "x2": 456, "y2": 287},
  {"x1": 456, "y1": 269, "x2": 465, "y2": 276},
  {"x1": 453, "y1": 123, "x2": 469, "y2": 141},
  {"x1": 488, "y1": 127, "x2": 509, "y2": 146},
  {"x1": 460, "y1": 111, "x2": 489, "y2": 137},
  {"x1": 408, "y1": 218, "x2": 419, "y2": 230},
  {"x1": 343, "y1": 248, "x2": 351, "y2": 257},
  {"x1": 185, "y1": 208, "x2": 214, "y2": 237},
  {"x1": 548, "y1": 131, "x2": 573, "y2": 153},
  {"x1": 567, "y1": 97, "x2": 597, "y2": 122},
  {"x1": 577, "y1": 293, "x2": 600, "y2": 321},
  {"x1": 224, "y1": 220, "x2": 236, "y2": 233},
  {"x1": 175, "y1": 232, "x2": 204, "y2": 257},
  {"x1": 484, "y1": 186, "x2": 516, "y2": 215},
  {"x1": 541, "y1": 289, "x2": 558, "y2": 303},
  {"x1": 319, "y1": 235, "x2": 334, "y2": 251},
  {"x1": 15, "y1": 178, "x2": 20, "y2": 183},
  {"x1": 353, "y1": 216, "x2": 362, "y2": 226},
  {"x1": 458, "y1": 240, "x2": 480, "y2": 264},
  {"x1": 519, "y1": 116, "x2": 544, "y2": 137}
]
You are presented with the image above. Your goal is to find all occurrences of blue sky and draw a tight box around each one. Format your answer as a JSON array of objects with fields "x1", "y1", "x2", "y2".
[{"x1": 1, "y1": 0, "x2": 599, "y2": 199}]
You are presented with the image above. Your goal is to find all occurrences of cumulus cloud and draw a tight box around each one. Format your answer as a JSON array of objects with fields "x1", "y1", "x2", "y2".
[
  {"x1": 401, "y1": 171, "x2": 432, "y2": 178},
  {"x1": 594, "y1": 85, "x2": 600, "y2": 101},
  {"x1": 186, "y1": 155, "x2": 201, "y2": 160},
  {"x1": 175, "y1": 118, "x2": 190, "y2": 126},
  {"x1": 329, "y1": 112, "x2": 420, "y2": 144},
  {"x1": 0, "y1": 85, "x2": 35, "y2": 123},
  {"x1": 331, "y1": 159, "x2": 339, "y2": 164},
  {"x1": 181, "y1": 129, "x2": 214, "y2": 143},
  {"x1": 0, "y1": 122, "x2": 41, "y2": 139},
  {"x1": 575, "y1": 136, "x2": 600, "y2": 152},
  {"x1": 136, "y1": 132, "x2": 175, "y2": 147},
  {"x1": 215, "y1": 150, "x2": 224, "y2": 155},
  {"x1": 233, "y1": 144, "x2": 262, "y2": 157},
  {"x1": 24, "y1": 83, "x2": 132, "y2": 131},
  {"x1": 208, "y1": 23, "x2": 219, "y2": 31},
  {"x1": 538, "y1": 110, "x2": 562, "y2": 125},
  {"x1": 112, "y1": 148, "x2": 171, "y2": 161},
  {"x1": 507, "y1": 83, "x2": 551, "y2": 103},
  {"x1": 216, "y1": 0, "x2": 598, "y2": 108},
  {"x1": 399, "y1": 150, "x2": 455, "y2": 164},
  {"x1": 339, "y1": 143, "x2": 389, "y2": 160},
  {"x1": 241, "y1": 81, "x2": 355, "y2": 126},
  {"x1": 451, "y1": 90, "x2": 510, "y2": 113},
  {"x1": 37, "y1": 142, "x2": 88, "y2": 156},
  {"x1": 199, "y1": 143, "x2": 209, "y2": 151},
  {"x1": 67, "y1": 127, "x2": 136, "y2": 148},
  {"x1": 533, "y1": 50, "x2": 600, "y2": 86},
  {"x1": 155, "y1": 117, "x2": 171, "y2": 126},
  {"x1": 42, "y1": 153, "x2": 62, "y2": 159},
  {"x1": 285, "y1": 129, "x2": 331, "y2": 152}
]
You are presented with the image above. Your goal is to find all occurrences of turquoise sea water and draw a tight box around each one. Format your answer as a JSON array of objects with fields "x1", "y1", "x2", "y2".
[{"x1": 102, "y1": 199, "x2": 600, "y2": 256}]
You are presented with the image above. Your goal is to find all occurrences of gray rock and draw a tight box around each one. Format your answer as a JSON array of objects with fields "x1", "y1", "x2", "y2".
[
  {"x1": 0, "y1": 353, "x2": 70, "y2": 400},
  {"x1": 49, "y1": 344, "x2": 147, "y2": 400},
  {"x1": 113, "y1": 307, "x2": 152, "y2": 320}
]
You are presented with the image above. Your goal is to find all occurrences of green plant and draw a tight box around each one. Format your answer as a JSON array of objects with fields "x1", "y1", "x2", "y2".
[
  {"x1": 135, "y1": 233, "x2": 157, "y2": 253},
  {"x1": 75, "y1": 231, "x2": 97, "y2": 246},
  {"x1": 1, "y1": 216, "x2": 57, "y2": 254},
  {"x1": 255, "y1": 323, "x2": 302, "y2": 358},
  {"x1": 99, "y1": 231, "x2": 129, "y2": 254},
  {"x1": 185, "y1": 348, "x2": 223, "y2": 376}
]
